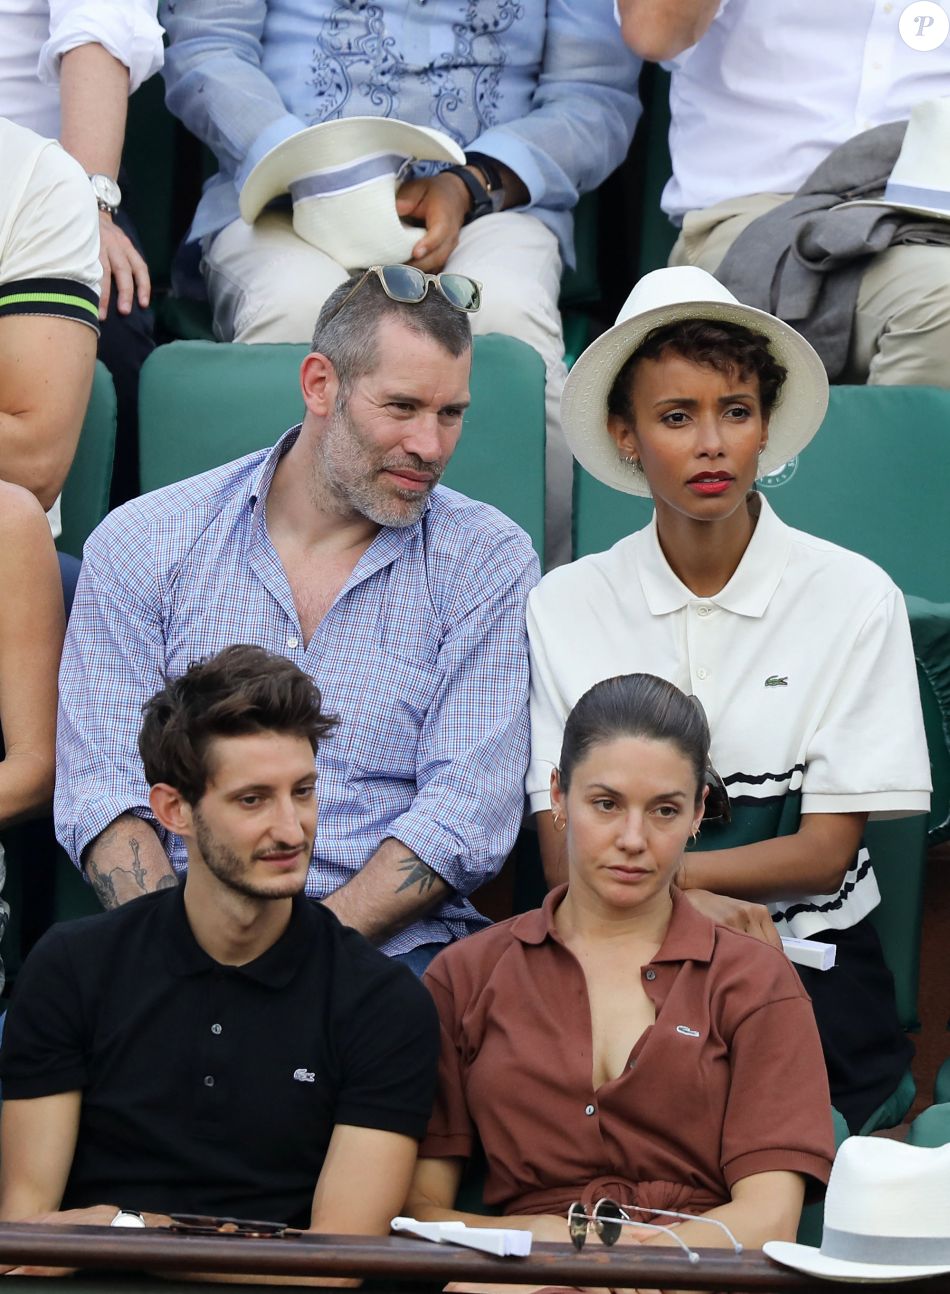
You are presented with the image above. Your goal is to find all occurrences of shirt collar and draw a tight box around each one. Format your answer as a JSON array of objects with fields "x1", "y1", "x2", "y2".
[
  {"x1": 636, "y1": 494, "x2": 792, "y2": 619},
  {"x1": 248, "y1": 425, "x2": 302, "y2": 520},
  {"x1": 162, "y1": 888, "x2": 317, "y2": 988},
  {"x1": 511, "y1": 885, "x2": 715, "y2": 965}
]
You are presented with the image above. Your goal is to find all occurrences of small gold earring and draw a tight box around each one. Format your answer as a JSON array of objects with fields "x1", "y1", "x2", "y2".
[
  {"x1": 690, "y1": 827, "x2": 700, "y2": 842},
  {"x1": 552, "y1": 813, "x2": 566, "y2": 833}
]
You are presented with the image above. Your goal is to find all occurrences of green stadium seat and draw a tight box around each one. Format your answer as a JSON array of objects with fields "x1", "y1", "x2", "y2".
[
  {"x1": 139, "y1": 335, "x2": 546, "y2": 558},
  {"x1": 57, "y1": 361, "x2": 117, "y2": 559},
  {"x1": 907, "y1": 1098, "x2": 950, "y2": 1147}
]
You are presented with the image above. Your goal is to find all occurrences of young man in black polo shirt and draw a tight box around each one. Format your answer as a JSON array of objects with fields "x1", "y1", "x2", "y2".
[{"x1": 0, "y1": 645, "x2": 439, "y2": 1261}]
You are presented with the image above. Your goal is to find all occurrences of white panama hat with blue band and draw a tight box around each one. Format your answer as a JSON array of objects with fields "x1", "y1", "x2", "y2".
[
  {"x1": 764, "y1": 1136, "x2": 950, "y2": 1282},
  {"x1": 239, "y1": 117, "x2": 465, "y2": 270}
]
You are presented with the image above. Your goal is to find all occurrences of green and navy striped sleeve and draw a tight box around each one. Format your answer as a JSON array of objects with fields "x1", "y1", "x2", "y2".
[{"x1": 0, "y1": 276, "x2": 100, "y2": 334}]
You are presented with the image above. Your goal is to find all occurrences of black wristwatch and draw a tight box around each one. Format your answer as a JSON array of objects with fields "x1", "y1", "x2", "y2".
[
  {"x1": 465, "y1": 152, "x2": 506, "y2": 213},
  {"x1": 444, "y1": 165, "x2": 495, "y2": 222}
]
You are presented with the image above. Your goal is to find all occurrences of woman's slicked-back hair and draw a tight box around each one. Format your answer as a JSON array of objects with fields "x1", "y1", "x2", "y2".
[
  {"x1": 138, "y1": 644, "x2": 337, "y2": 805},
  {"x1": 558, "y1": 673, "x2": 728, "y2": 815},
  {"x1": 607, "y1": 317, "x2": 788, "y2": 423}
]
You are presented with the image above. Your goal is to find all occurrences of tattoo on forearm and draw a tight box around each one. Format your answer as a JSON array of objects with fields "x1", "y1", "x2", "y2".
[
  {"x1": 87, "y1": 834, "x2": 178, "y2": 910},
  {"x1": 129, "y1": 836, "x2": 146, "y2": 891},
  {"x1": 394, "y1": 855, "x2": 439, "y2": 896}
]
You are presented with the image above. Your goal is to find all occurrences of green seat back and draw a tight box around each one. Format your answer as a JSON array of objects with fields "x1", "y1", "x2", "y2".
[
  {"x1": 139, "y1": 335, "x2": 545, "y2": 558},
  {"x1": 757, "y1": 386, "x2": 950, "y2": 599},
  {"x1": 759, "y1": 385, "x2": 950, "y2": 840},
  {"x1": 907, "y1": 1100, "x2": 950, "y2": 1147},
  {"x1": 573, "y1": 465, "x2": 653, "y2": 558},
  {"x1": 57, "y1": 360, "x2": 117, "y2": 559},
  {"x1": 865, "y1": 816, "x2": 928, "y2": 1032},
  {"x1": 574, "y1": 385, "x2": 950, "y2": 578},
  {"x1": 906, "y1": 596, "x2": 950, "y2": 843}
]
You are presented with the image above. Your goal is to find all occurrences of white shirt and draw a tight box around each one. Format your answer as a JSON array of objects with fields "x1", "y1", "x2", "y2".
[
  {"x1": 0, "y1": 0, "x2": 164, "y2": 140},
  {"x1": 662, "y1": 0, "x2": 950, "y2": 220},
  {"x1": 1, "y1": 119, "x2": 101, "y2": 537},
  {"x1": 526, "y1": 497, "x2": 931, "y2": 939}
]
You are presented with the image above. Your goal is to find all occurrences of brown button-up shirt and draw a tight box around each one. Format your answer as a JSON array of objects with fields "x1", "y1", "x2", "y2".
[{"x1": 421, "y1": 887, "x2": 834, "y2": 1219}]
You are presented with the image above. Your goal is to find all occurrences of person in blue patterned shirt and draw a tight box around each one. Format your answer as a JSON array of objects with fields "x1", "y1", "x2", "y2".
[
  {"x1": 159, "y1": 0, "x2": 642, "y2": 566},
  {"x1": 55, "y1": 271, "x2": 540, "y2": 974}
]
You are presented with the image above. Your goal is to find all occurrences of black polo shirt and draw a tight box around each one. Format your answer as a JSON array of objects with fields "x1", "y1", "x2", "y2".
[{"x1": 0, "y1": 889, "x2": 439, "y2": 1228}]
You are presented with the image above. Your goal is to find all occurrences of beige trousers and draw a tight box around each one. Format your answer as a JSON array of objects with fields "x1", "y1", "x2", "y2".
[
  {"x1": 669, "y1": 193, "x2": 950, "y2": 387},
  {"x1": 203, "y1": 209, "x2": 571, "y2": 567}
]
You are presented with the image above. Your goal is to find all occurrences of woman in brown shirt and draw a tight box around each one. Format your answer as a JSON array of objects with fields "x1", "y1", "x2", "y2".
[{"x1": 406, "y1": 673, "x2": 834, "y2": 1278}]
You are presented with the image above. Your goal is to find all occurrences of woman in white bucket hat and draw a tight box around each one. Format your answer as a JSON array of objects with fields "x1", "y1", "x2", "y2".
[{"x1": 526, "y1": 266, "x2": 931, "y2": 1133}]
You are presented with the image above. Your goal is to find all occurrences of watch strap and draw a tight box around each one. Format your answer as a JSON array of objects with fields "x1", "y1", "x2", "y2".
[
  {"x1": 443, "y1": 165, "x2": 493, "y2": 223},
  {"x1": 465, "y1": 153, "x2": 506, "y2": 213}
]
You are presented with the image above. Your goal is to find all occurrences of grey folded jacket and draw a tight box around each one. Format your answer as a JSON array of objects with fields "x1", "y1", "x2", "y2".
[{"x1": 715, "y1": 121, "x2": 950, "y2": 379}]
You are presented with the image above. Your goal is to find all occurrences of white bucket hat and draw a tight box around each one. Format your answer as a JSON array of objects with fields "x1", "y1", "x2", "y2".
[
  {"x1": 239, "y1": 117, "x2": 465, "y2": 270},
  {"x1": 840, "y1": 97, "x2": 950, "y2": 220},
  {"x1": 764, "y1": 1137, "x2": 950, "y2": 1282},
  {"x1": 560, "y1": 266, "x2": 829, "y2": 498}
]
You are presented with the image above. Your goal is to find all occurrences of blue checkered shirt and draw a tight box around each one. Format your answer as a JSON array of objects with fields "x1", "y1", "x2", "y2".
[{"x1": 56, "y1": 429, "x2": 539, "y2": 956}]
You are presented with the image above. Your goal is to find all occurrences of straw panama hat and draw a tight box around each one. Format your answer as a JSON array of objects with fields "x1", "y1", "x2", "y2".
[
  {"x1": 839, "y1": 97, "x2": 950, "y2": 220},
  {"x1": 239, "y1": 117, "x2": 465, "y2": 269},
  {"x1": 560, "y1": 265, "x2": 830, "y2": 498},
  {"x1": 764, "y1": 1137, "x2": 950, "y2": 1282}
]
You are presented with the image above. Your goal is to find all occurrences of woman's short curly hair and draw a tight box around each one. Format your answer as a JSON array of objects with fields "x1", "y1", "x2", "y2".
[{"x1": 607, "y1": 318, "x2": 788, "y2": 423}]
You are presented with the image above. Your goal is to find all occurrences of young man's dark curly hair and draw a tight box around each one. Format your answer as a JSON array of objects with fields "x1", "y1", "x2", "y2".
[{"x1": 138, "y1": 643, "x2": 337, "y2": 805}]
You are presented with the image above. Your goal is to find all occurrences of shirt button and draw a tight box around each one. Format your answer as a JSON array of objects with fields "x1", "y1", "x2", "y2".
[
  {"x1": 644, "y1": 968, "x2": 657, "y2": 981},
  {"x1": 697, "y1": 605, "x2": 711, "y2": 617},
  {"x1": 286, "y1": 636, "x2": 299, "y2": 649},
  {"x1": 585, "y1": 1104, "x2": 596, "y2": 1116},
  {"x1": 883, "y1": 2, "x2": 892, "y2": 10},
  {"x1": 204, "y1": 1075, "x2": 215, "y2": 1088},
  {"x1": 211, "y1": 1023, "x2": 222, "y2": 1036},
  {"x1": 696, "y1": 668, "x2": 708, "y2": 680}
]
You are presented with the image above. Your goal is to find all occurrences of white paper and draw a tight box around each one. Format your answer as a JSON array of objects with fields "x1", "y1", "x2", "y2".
[
  {"x1": 782, "y1": 936, "x2": 837, "y2": 971},
  {"x1": 390, "y1": 1216, "x2": 532, "y2": 1257}
]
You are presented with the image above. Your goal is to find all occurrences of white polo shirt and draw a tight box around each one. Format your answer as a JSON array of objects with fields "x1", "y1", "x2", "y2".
[
  {"x1": 661, "y1": 0, "x2": 950, "y2": 221},
  {"x1": 526, "y1": 497, "x2": 931, "y2": 939}
]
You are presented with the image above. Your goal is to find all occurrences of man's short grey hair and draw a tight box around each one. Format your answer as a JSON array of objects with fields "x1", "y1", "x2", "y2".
[{"x1": 310, "y1": 271, "x2": 472, "y2": 393}]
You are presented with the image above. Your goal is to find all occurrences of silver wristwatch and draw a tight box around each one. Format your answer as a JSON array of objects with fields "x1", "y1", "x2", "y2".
[
  {"x1": 88, "y1": 173, "x2": 122, "y2": 217},
  {"x1": 111, "y1": 1209, "x2": 146, "y2": 1228}
]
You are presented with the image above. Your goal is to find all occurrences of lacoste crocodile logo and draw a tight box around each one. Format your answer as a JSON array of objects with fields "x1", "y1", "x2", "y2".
[
  {"x1": 293, "y1": 1068, "x2": 315, "y2": 1083},
  {"x1": 676, "y1": 1025, "x2": 701, "y2": 1038},
  {"x1": 764, "y1": 675, "x2": 788, "y2": 687}
]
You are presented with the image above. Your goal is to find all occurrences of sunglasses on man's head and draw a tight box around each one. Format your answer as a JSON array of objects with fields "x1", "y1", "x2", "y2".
[{"x1": 321, "y1": 264, "x2": 482, "y2": 328}]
